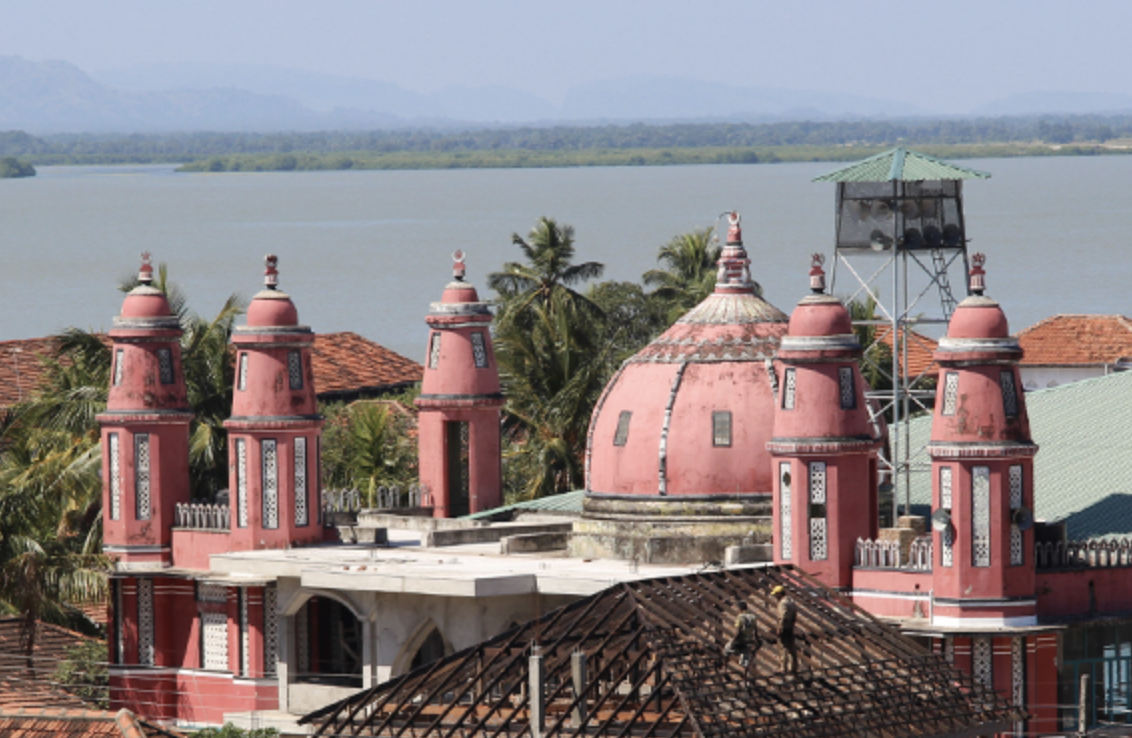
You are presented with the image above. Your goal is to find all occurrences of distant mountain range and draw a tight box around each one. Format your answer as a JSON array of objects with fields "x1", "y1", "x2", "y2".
[{"x1": 1, "y1": 55, "x2": 1131, "y2": 134}]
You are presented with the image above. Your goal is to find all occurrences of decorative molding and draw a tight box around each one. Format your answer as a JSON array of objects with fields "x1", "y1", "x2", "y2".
[{"x1": 656, "y1": 362, "x2": 688, "y2": 496}]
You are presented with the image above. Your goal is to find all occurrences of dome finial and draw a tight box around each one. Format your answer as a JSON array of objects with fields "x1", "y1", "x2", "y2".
[
  {"x1": 138, "y1": 252, "x2": 154, "y2": 286},
  {"x1": 969, "y1": 253, "x2": 986, "y2": 296},
  {"x1": 452, "y1": 250, "x2": 467, "y2": 282},
  {"x1": 264, "y1": 254, "x2": 279, "y2": 290},
  {"x1": 809, "y1": 253, "x2": 826, "y2": 294},
  {"x1": 726, "y1": 211, "x2": 742, "y2": 245}
]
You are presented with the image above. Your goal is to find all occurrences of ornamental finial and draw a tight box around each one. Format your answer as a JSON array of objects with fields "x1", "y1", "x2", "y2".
[
  {"x1": 452, "y1": 250, "x2": 466, "y2": 282},
  {"x1": 726, "y1": 211, "x2": 742, "y2": 245},
  {"x1": 969, "y1": 252, "x2": 986, "y2": 296},
  {"x1": 138, "y1": 252, "x2": 154, "y2": 285},
  {"x1": 264, "y1": 254, "x2": 279, "y2": 290},
  {"x1": 809, "y1": 253, "x2": 826, "y2": 294}
]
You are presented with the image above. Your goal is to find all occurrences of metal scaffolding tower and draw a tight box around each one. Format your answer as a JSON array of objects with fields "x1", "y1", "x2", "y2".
[{"x1": 814, "y1": 148, "x2": 990, "y2": 523}]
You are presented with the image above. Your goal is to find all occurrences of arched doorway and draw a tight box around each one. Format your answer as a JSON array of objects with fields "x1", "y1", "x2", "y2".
[{"x1": 295, "y1": 595, "x2": 363, "y2": 688}]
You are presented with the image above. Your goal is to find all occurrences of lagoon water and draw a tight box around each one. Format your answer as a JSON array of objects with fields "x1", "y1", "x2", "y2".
[{"x1": 2, "y1": 157, "x2": 1131, "y2": 359}]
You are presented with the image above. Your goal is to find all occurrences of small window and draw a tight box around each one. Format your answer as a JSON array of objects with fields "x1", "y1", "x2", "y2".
[
  {"x1": 157, "y1": 348, "x2": 174, "y2": 385},
  {"x1": 113, "y1": 349, "x2": 124, "y2": 386},
  {"x1": 1000, "y1": 370, "x2": 1018, "y2": 417},
  {"x1": 712, "y1": 411, "x2": 732, "y2": 447},
  {"x1": 287, "y1": 351, "x2": 303, "y2": 390},
  {"x1": 838, "y1": 366, "x2": 856, "y2": 409},
  {"x1": 782, "y1": 368, "x2": 797, "y2": 410},
  {"x1": 471, "y1": 332, "x2": 488, "y2": 368},
  {"x1": 237, "y1": 353, "x2": 248, "y2": 391},
  {"x1": 941, "y1": 372, "x2": 960, "y2": 416},
  {"x1": 613, "y1": 411, "x2": 632, "y2": 446},
  {"x1": 428, "y1": 332, "x2": 442, "y2": 369}
]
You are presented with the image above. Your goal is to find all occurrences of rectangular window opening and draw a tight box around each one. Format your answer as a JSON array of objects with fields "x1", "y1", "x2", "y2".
[
  {"x1": 838, "y1": 366, "x2": 856, "y2": 410},
  {"x1": 1001, "y1": 370, "x2": 1019, "y2": 418},
  {"x1": 783, "y1": 368, "x2": 797, "y2": 410},
  {"x1": 613, "y1": 411, "x2": 632, "y2": 446},
  {"x1": 262, "y1": 439, "x2": 279, "y2": 529},
  {"x1": 287, "y1": 351, "x2": 304, "y2": 390},
  {"x1": 471, "y1": 332, "x2": 488, "y2": 368},
  {"x1": 428, "y1": 332, "x2": 442, "y2": 369},
  {"x1": 712, "y1": 411, "x2": 732, "y2": 447},
  {"x1": 237, "y1": 353, "x2": 248, "y2": 391},
  {"x1": 157, "y1": 348, "x2": 174, "y2": 385},
  {"x1": 941, "y1": 372, "x2": 960, "y2": 416},
  {"x1": 113, "y1": 349, "x2": 124, "y2": 386}
]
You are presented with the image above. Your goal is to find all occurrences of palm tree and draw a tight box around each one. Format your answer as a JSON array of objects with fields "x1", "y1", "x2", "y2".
[
  {"x1": 322, "y1": 402, "x2": 417, "y2": 507},
  {"x1": 642, "y1": 227, "x2": 725, "y2": 324}
]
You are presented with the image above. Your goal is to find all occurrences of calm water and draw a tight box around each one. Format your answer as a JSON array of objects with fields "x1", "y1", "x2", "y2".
[{"x1": 2, "y1": 157, "x2": 1131, "y2": 359}]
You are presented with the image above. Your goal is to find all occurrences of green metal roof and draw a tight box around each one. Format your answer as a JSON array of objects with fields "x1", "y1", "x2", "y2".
[
  {"x1": 466, "y1": 489, "x2": 585, "y2": 519},
  {"x1": 903, "y1": 370, "x2": 1132, "y2": 539},
  {"x1": 812, "y1": 147, "x2": 991, "y2": 183}
]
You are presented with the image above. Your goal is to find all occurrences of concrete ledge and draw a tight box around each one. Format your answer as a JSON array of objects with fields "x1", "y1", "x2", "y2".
[
  {"x1": 336, "y1": 526, "x2": 388, "y2": 546},
  {"x1": 501, "y1": 532, "x2": 570, "y2": 554},
  {"x1": 357, "y1": 512, "x2": 486, "y2": 532},
  {"x1": 724, "y1": 544, "x2": 772, "y2": 567},
  {"x1": 423, "y1": 522, "x2": 574, "y2": 548}
]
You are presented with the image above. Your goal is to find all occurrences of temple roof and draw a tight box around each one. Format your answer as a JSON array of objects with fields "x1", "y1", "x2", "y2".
[
  {"x1": 813, "y1": 147, "x2": 991, "y2": 183},
  {"x1": 304, "y1": 566, "x2": 1017, "y2": 738}
]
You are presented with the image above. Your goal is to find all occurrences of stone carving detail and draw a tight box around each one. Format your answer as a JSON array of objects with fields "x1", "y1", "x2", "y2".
[
  {"x1": 1001, "y1": 370, "x2": 1018, "y2": 418},
  {"x1": 109, "y1": 433, "x2": 121, "y2": 521},
  {"x1": 428, "y1": 332, "x2": 441, "y2": 369},
  {"x1": 941, "y1": 372, "x2": 960, "y2": 416},
  {"x1": 157, "y1": 348, "x2": 174, "y2": 385},
  {"x1": 838, "y1": 366, "x2": 856, "y2": 409},
  {"x1": 471, "y1": 332, "x2": 488, "y2": 368},
  {"x1": 940, "y1": 466, "x2": 953, "y2": 567},
  {"x1": 783, "y1": 368, "x2": 797, "y2": 410},
  {"x1": 295, "y1": 437, "x2": 308, "y2": 526},
  {"x1": 262, "y1": 440, "x2": 279, "y2": 529},
  {"x1": 973, "y1": 636, "x2": 993, "y2": 688},
  {"x1": 202, "y1": 611, "x2": 228, "y2": 671},
  {"x1": 972, "y1": 466, "x2": 991, "y2": 567},
  {"x1": 113, "y1": 349, "x2": 124, "y2": 386},
  {"x1": 264, "y1": 583, "x2": 278, "y2": 677},
  {"x1": 236, "y1": 438, "x2": 248, "y2": 528},
  {"x1": 135, "y1": 434, "x2": 151, "y2": 521},
  {"x1": 288, "y1": 351, "x2": 303, "y2": 390},
  {"x1": 237, "y1": 353, "x2": 248, "y2": 391},
  {"x1": 780, "y1": 462, "x2": 792, "y2": 559},
  {"x1": 138, "y1": 578, "x2": 155, "y2": 666}
]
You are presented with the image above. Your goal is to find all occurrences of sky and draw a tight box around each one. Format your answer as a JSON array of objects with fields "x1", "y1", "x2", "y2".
[{"x1": 1, "y1": 0, "x2": 1130, "y2": 112}]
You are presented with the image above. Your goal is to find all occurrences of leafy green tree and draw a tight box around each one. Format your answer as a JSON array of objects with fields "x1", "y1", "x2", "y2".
[
  {"x1": 53, "y1": 640, "x2": 109, "y2": 708},
  {"x1": 0, "y1": 156, "x2": 35, "y2": 178},
  {"x1": 643, "y1": 227, "x2": 721, "y2": 323},
  {"x1": 321, "y1": 401, "x2": 418, "y2": 506},
  {"x1": 189, "y1": 724, "x2": 279, "y2": 738}
]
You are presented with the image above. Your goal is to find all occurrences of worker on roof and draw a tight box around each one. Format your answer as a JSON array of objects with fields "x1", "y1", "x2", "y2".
[
  {"x1": 772, "y1": 585, "x2": 798, "y2": 675},
  {"x1": 723, "y1": 599, "x2": 761, "y2": 678}
]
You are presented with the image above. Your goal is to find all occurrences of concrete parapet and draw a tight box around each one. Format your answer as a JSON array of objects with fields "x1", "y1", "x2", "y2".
[
  {"x1": 724, "y1": 544, "x2": 772, "y2": 567},
  {"x1": 423, "y1": 522, "x2": 574, "y2": 548},
  {"x1": 500, "y1": 532, "x2": 570, "y2": 554},
  {"x1": 336, "y1": 525, "x2": 389, "y2": 546}
]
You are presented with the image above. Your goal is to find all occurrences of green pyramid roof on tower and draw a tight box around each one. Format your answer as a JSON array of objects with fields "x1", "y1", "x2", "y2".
[{"x1": 812, "y1": 147, "x2": 991, "y2": 183}]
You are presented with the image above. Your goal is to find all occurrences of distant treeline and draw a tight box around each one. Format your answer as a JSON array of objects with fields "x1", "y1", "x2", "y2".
[{"x1": 1, "y1": 114, "x2": 1131, "y2": 167}]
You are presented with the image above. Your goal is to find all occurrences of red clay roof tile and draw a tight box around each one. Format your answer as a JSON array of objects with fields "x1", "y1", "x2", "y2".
[
  {"x1": 1016, "y1": 314, "x2": 1132, "y2": 367},
  {"x1": 0, "y1": 707, "x2": 185, "y2": 737}
]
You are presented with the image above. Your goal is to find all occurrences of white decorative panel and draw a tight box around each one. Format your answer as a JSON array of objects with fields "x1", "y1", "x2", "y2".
[
  {"x1": 1010, "y1": 464, "x2": 1024, "y2": 566},
  {"x1": 942, "y1": 372, "x2": 960, "y2": 416},
  {"x1": 202, "y1": 611, "x2": 229, "y2": 671},
  {"x1": 157, "y1": 348, "x2": 174, "y2": 385},
  {"x1": 109, "y1": 433, "x2": 121, "y2": 520},
  {"x1": 940, "y1": 466, "x2": 953, "y2": 568},
  {"x1": 471, "y1": 332, "x2": 488, "y2": 368},
  {"x1": 973, "y1": 637, "x2": 993, "y2": 688},
  {"x1": 809, "y1": 462, "x2": 827, "y2": 504},
  {"x1": 779, "y1": 462, "x2": 792, "y2": 560},
  {"x1": 263, "y1": 583, "x2": 278, "y2": 677},
  {"x1": 134, "y1": 434, "x2": 151, "y2": 521},
  {"x1": 783, "y1": 368, "x2": 797, "y2": 410},
  {"x1": 288, "y1": 350, "x2": 303, "y2": 390},
  {"x1": 240, "y1": 589, "x2": 250, "y2": 677},
  {"x1": 972, "y1": 466, "x2": 991, "y2": 567},
  {"x1": 809, "y1": 462, "x2": 827, "y2": 561},
  {"x1": 296, "y1": 602, "x2": 310, "y2": 673},
  {"x1": 809, "y1": 518, "x2": 827, "y2": 561},
  {"x1": 262, "y1": 440, "x2": 279, "y2": 529},
  {"x1": 137, "y1": 578, "x2": 155, "y2": 666},
  {"x1": 236, "y1": 438, "x2": 248, "y2": 528},
  {"x1": 1000, "y1": 371, "x2": 1018, "y2": 418},
  {"x1": 1012, "y1": 637, "x2": 1025, "y2": 736},
  {"x1": 1009, "y1": 465, "x2": 1023, "y2": 509},
  {"x1": 294, "y1": 437, "x2": 308, "y2": 526},
  {"x1": 113, "y1": 349, "x2": 124, "y2": 386},
  {"x1": 237, "y1": 353, "x2": 248, "y2": 391},
  {"x1": 838, "y1": 366, "x2": 855, "y2": 409},
  {"x1": 428, "y1": 332, "x2": 441, "y2": 369}
]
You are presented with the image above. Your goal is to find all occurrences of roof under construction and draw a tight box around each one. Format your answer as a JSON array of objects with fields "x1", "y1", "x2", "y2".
[
  {"x1": 304, "y1": 566, "x2": 1019, "y2": 738},
  {"x1": 813, "y1": 147, "x2": 991, "y2": 183}
]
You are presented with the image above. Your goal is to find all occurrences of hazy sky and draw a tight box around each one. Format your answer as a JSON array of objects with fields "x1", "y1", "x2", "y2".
[{"x1": 2, "y1": 0, "x2": 1129, "y2": 111}]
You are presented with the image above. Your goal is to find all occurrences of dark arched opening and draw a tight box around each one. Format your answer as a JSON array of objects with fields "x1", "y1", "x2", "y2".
[{"x1": 295, "y1": 596, "x2": 362, "y2": 687}]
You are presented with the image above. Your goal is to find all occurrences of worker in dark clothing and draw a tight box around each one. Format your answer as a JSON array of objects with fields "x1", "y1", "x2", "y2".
[
  {"x1": 723, "y1": 599, "x2": 762, "y2": 677},
  {"x1": 771, "y1": 585, "x2": 798, "y2": 675}
]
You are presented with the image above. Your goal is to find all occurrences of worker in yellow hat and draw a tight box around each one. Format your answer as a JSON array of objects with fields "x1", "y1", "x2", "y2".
[{"x1": 771, "y1": 585, "x2": 798, "y2": 675}]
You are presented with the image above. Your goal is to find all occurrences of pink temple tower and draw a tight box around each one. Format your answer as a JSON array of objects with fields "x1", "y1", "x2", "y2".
[
  {"x1": 928, "y1": 254, "x2": 1038, "y2": 627},
  {"x1": 99, "y1": 253, "x2": 192, "y2": 569},
  {"x1": 415, "y1": 251, "x2": 503, "y2": 517},
  {"x1": 223, "y1": 255, "x2": 324, "y2": 549},
  {"x1": 769, "y1": 255, "x2": 883, "y2": 589}
]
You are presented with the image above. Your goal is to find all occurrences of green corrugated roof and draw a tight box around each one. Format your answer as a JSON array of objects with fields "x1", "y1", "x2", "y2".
[
  {"x1": 466, "y1": 489, "x2": 586, "y2": 519},
  {"x1": 903, "y1": 370, "x2": 1132, "y2": 539},
  {"x1": 812, "y1": 147, "x2": 991, "y2": 183}
]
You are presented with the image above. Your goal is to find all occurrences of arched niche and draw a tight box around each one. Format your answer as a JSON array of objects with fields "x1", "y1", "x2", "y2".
[{"x1": 393, "y1": 619, "x2": 451, "y2": 676}]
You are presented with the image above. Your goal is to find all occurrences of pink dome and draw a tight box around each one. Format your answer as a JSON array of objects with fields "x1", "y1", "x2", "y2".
[
  {"x1": 247, "y1": 292, "x2": 299, "y2": 327},
  {"x1": 947, "y1": 300, "x2": 1009, "y2": 338},
  {"x1": 120, "y1": 288, "x2": 173, "y2": 319},
  {"x1": 440, "y1": 283, "x2": 480, "y2": 304},
  {"x1": 787, "y1": 300, "x2": 853, "y2": 338}
]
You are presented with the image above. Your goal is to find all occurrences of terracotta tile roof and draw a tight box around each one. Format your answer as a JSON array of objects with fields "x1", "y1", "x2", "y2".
[
  {"x1": 312, "y1": 331, "x2": 422, "y2": 399},
  {"x1": 0, "y1": 708, "x2": 185, "y2": 737},
  {"x1": 0, "y1": 331, "x2": 422, "y2": 412},
  {"x1": 873, "y1": 327, "x2": 939, "y2": 378},
  {"x1": 1017, "y1": 314, "x2": 1132, "y2": 367},
  {"x1": 0, "y1": 618, "x2": 101, "y2": 710}
]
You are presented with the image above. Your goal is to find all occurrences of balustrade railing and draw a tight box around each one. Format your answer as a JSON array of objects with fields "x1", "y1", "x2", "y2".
[
  {"x1": 855, "y1": 536, "x2": 933, "y2": 571},
  {"x1": 1036, "y1": 538, "x2": 1132, "y2": 569},
  {"x1": 322, "y1": 483, "x2": 431, "y2": 515},
  {"x1": 175, "y1": 503, "x2": 230, "y2": 531}
]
